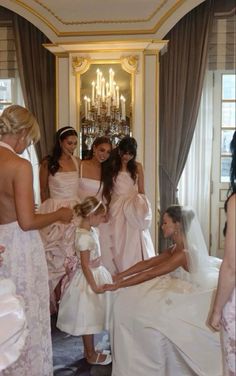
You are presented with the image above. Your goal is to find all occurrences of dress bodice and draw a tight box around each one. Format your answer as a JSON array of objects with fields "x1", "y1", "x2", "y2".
[
  {"x1": 78, "y1": 177, "x2": 102, "y2": 201},
  {"x1": 48, "y1": 157, "x2": 79, "y2": 200},
  {"x1": 113, "y1": 171, "x2": 138, "y2": 197},
  {"x1": 78, "y1": 161, "x2": 103, "y2": 200},
  {"x1": 75, "y1": 228, "x2": 101, "y2": 267}
]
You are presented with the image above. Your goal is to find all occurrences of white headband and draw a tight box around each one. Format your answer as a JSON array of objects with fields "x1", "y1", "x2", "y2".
[
  {"x1": 59, "y1": 127, "x2": 76, "y2": 138},
  {"x1": 86, "y1": 201, "x2": 105, "y2": 216}
]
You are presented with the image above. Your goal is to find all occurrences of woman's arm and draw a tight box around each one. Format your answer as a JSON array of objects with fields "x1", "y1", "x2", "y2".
[
  {"x1": 0, "y1": 245, "x2": 4, "y2": 267},
  {"x1": 114, "y1": 250, "x2": 172, "y2": 281},
  {"x1": 209, "y1": 194, "x2": 236, "y2": 331},
  {"x1": 39, "y1": 159, "x2": 50, "y2": 202},
  {"x1": 137, "y1": 162, "x2": 145, "y2": 194},
  {"x1": 107, "y1": 250, "x2": 186, "y2": 290},
  {"x1": 80, "y1": 251, "x2": 104, "y2": 293},
  {"x1": 14, "y1": 159, "x2": 73, "y2": 230}
]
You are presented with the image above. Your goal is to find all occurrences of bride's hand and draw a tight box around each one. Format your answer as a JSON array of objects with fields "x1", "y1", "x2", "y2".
[{"x1": 112, "y1": 273, "x2": 122, "y2": 282}]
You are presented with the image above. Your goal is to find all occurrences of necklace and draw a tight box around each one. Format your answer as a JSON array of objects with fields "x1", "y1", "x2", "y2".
[{"x1": 0, "y1": 141, "x2": 16, "y2": 154}]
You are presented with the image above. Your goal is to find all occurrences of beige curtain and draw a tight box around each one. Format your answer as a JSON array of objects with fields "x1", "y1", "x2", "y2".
[
  {"x1": 13, "y1": 14, "x2": 56, "y2": 160},
  {"x1": 159, "y1": 0, "x2": 214, "y2": 247}
]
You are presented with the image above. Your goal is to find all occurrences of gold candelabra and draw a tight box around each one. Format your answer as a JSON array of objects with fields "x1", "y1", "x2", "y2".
[{"x1": 81, "y1": 68, "x2": 130, "y2": 153}]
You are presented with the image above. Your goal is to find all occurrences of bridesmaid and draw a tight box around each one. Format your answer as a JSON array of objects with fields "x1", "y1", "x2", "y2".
[
  {"x1": 39, "y1": 126, "x2": 81, "y2": 313},
  {"x1": 78, "y1": 136, "x2": 115, "y2": 273},
  {"x1": 102, "y1": 136, "x2": 155, "y2": 273}
]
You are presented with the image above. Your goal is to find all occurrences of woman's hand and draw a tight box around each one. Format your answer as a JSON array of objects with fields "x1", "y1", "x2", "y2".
[
  {"x1": 56, "y1": 207, "x2": 73, "y2": 223},
  {"x1": 92, "y1": 285, "x2": 106, "y2": 294},
  {"x1": 0, "y1": 245, "x2": 5, "y2": 267},
  {"x1": 103, "y1": 282, "x2": 120, "y2": 291},
  {"x1": 208, "y1": 311, "x2": 222, "y2": 331}
]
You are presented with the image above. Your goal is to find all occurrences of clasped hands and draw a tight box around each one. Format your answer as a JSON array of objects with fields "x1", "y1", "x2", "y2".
[{"x1": 95, "y1": 273, "x2": 122, "y2": 293}]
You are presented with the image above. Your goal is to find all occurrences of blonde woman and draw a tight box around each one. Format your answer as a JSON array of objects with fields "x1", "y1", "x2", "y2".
[{"x1": 0, "y1": 105, "x2": 73, "y2": 376}]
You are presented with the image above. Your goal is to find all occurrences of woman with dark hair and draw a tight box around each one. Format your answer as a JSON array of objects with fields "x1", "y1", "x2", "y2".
[
  {"x1": 209, "y1": 131, "x2": 236, "y2": 375},
  {"x1": 103, "y1": 136, "x2": 155, "y2": 273},
  {"x1": 78, "y1": 136, "x2": 113, "y2": 272},
  {"x1": 39, "y1": 126, "x2": 81, "y2": 313},
  {"x1": 105, "y1": 205, "x2": 222, "y2": 376}
]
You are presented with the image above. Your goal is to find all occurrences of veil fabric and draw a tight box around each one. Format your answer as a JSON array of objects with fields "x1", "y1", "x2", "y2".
[{"x1": 181, "y1": 207, "x2": 221, "y2": 289}]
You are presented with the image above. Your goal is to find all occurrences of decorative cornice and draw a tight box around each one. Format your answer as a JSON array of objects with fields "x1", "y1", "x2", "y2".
[
  {"x1": 72, "y1": 56, "x2": 91, "y2": 74},
  {"x1": 121, "y1": 56, "x2": 139, "y2": 74},
  {"x1": 33, "y1": 0, "x2": 168, "y2": 25}
]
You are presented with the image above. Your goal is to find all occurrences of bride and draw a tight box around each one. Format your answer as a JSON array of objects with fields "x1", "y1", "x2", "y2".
[{"x1": 104, "y1": 205, "x2": 223, "y2": 376}]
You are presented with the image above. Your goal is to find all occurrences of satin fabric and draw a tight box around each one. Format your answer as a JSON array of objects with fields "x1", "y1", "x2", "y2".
[
  {"x1": 39, "y1": 158, "x2": 80, "y2": 310},
  {"x1": 0, "y1": 279, "x2": 27, "y2": 372},
  {"x1": 57, "y1": 228, "x2": 112, "y2": 335},
  {"x1": 111, "y1": 265, "x2": 223, "y2": 376},
  {"x1": 109, "y1": 171, "x2": 155, "y2": 272},
  {"x1": 78, "y1": 173, "x2": 116, "y2": 274}
]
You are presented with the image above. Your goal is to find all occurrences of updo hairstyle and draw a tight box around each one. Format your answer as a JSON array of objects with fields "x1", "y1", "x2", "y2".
[
  {"x1": 165, "y1": 205, "x2": 195, "y2": 233},
  {"x1": 74, "y1": 196, "x2": 106, "y2": 218},
  {"x1": 0, "y1": 105, "x2": 40, "y2": 144}
]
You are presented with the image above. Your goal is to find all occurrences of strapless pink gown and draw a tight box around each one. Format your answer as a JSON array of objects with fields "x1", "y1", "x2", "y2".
[
  {"x1": 78, "y1": 176, "x2": 117, "y2": 274},
  {"x1": 39, "y1": 164, "x2": 80, "y2": 312},
  {"x1": 109, "y1": 171, "x2": 155, "y2": 272}
]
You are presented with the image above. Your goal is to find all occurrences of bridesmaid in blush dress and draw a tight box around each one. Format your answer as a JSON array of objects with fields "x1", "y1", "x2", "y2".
[
  {"x1": 39, "y1": 126, "x2": 81, "y2": 313},
  {"x1": 103, "y1": 136, "x2": 155, "y2": 273},
  {"x1": 78, "y1": 136, "x2": 116, "y2": 273}
]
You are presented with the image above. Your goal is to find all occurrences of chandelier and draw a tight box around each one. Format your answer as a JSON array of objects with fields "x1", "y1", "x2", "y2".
[{"x1": 81, "y1": 67, "x2": 131, "y2": 151}]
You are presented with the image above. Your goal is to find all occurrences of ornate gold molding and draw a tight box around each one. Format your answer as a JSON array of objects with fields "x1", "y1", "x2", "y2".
[
  {"x1": 33, "y1": 0, "x2": 168, "y2": 25},
  {"x1": 72, "y1": 57, "x2": 91, "y2": 74},
  {"x1": 121, "y1": 56, "x2": 139, "y2": 74}
]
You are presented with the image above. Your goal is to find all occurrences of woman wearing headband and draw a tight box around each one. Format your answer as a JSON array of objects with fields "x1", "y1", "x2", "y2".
[
  {"x1": 57, "y1": 196, "x2": 113, "y2": 366},
  {"x1": 39, "y1": 126, "x2": 81, "y2": 313}
]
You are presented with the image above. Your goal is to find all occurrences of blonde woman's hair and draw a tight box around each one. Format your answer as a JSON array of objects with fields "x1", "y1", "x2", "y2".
[
  {"x1": 0, "y1": 105, "x2": 40, "y2": 144},
  {"x1": 74, "y1": 196, "x2": 106, "y2": 218}
]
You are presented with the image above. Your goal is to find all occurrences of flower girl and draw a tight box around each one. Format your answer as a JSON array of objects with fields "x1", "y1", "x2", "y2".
[{"x1": 57, "y1": 196, "x2": 112, "y2": 365}]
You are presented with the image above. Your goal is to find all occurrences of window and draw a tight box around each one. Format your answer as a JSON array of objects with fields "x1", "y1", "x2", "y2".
[{"x1": 220, "y1": 74, "x2": 236, "y2": 182}]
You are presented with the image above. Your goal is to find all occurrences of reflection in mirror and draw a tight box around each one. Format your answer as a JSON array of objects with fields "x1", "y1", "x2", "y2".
[{"x1": 80, "y1": 64, "x2": 132, "y2": 159}]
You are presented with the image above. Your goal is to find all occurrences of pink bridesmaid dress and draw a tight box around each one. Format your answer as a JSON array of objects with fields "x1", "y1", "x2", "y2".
[{"x1": 108, "y1": 171, "x2": 155, "y2": 272}]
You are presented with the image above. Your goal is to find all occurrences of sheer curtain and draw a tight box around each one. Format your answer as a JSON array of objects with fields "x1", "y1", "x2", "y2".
[{"x1": 177, "y1": 71, "x2": 213, "y2": 248}]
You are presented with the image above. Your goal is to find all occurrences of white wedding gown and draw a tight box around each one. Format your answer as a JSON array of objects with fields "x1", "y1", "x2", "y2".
[{"x1": 111, "y1": 261, "x2": 223, "y2": 376}]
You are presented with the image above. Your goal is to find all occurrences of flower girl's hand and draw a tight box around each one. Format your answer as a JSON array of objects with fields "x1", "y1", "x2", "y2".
[
  {"x1": 0, "y1": 245, "x2": 5, "y2": 267},
  {"x1": 93, "y1": 285, "x2": 106, "y2": 294},
  {"x1": 103, "y1": 283, "x2": 119, "y2": 291}
]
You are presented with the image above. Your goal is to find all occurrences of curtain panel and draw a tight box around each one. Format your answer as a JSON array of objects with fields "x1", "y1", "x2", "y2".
[
  {"x1": 13, "y1": 15, "x2": 56, "y2": 161},
  {"x1": 159, "y1": 0, "x2": 214, "y2": 248}
]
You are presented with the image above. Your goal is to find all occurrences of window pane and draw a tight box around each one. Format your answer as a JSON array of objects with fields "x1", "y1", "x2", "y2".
[
  {"x1": 221, "y1": 130, "x2": 235, "y2": 154},
  {"x1": 222, "y1": 102, "x2": 236, "y2": 128},
  {"x1": 222, "y1": 74, "x2": 236, "y2": 100},
  {"x1": 0, "y1": 79, "x2": 12, "y2": 103},
  {"x1": 221, "y1": 157, "x2": 231, "y2": 182}
]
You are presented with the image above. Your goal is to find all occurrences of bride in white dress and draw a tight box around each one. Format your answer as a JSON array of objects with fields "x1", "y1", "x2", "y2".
[{"x1": 104, "y1": 205, "x2": 223, "y2": 376}]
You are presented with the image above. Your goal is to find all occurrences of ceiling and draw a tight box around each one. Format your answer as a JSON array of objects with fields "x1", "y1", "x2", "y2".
[{"x1": 1, "y1": 0, "x2": 205, "y2": 42}]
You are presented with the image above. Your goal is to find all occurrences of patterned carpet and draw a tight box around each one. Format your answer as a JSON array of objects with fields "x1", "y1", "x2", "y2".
[{"x1": 51, "y1": 315, "x2": 112, "y2": 376}]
